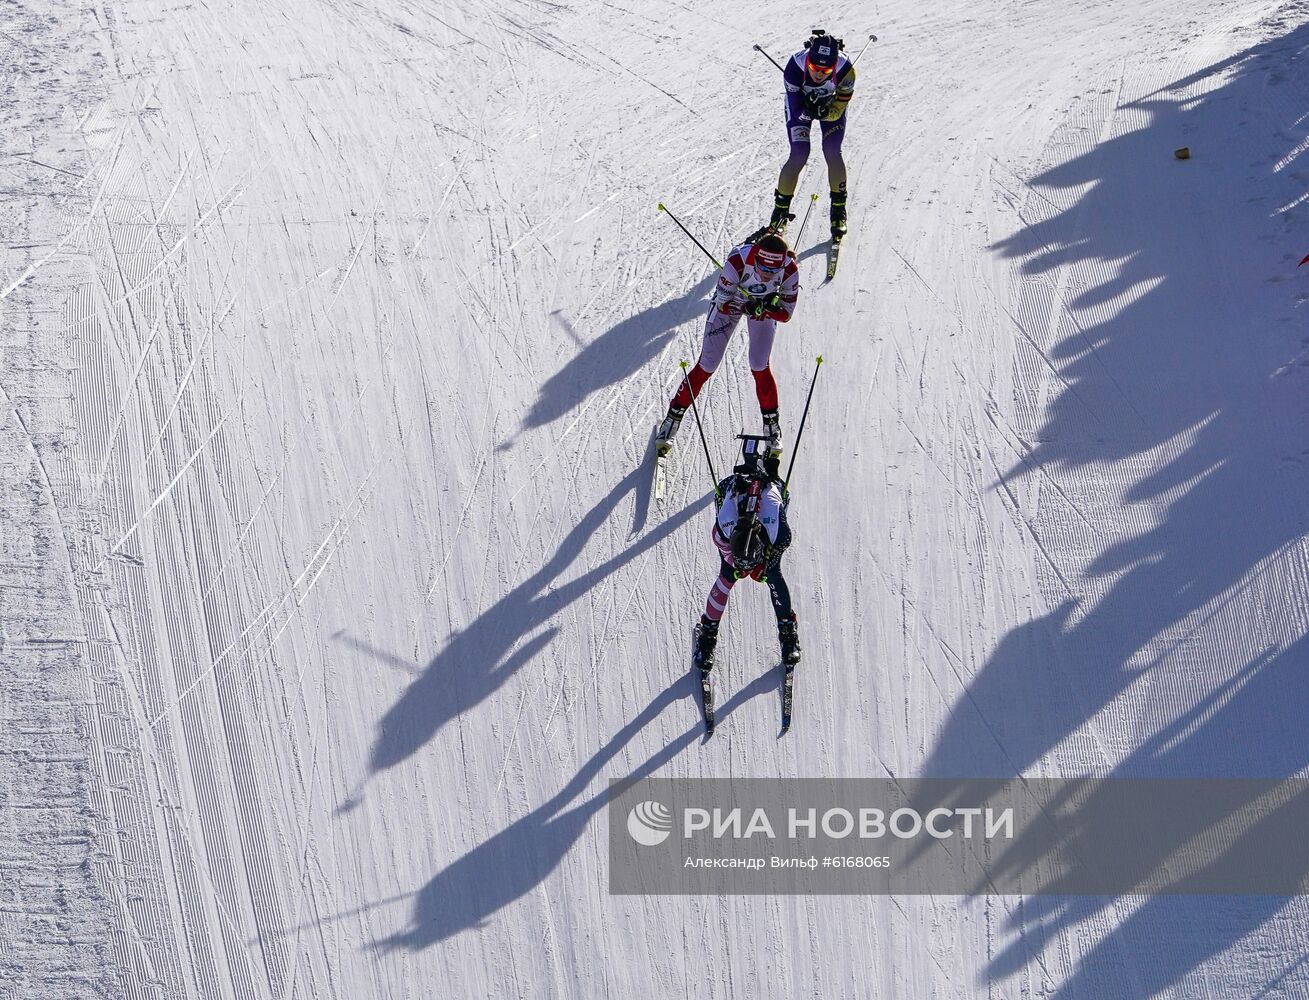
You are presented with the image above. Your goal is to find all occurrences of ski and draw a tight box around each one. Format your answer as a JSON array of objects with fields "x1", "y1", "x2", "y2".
[
  {"x1": 692, "y1": 624, "x2": 716, "y2": 735},
  {"x1": 652, "y1": 422, "x2": 672, "y2": 502},
  {"x1": 779, "y1": 614, "x2": 800, "y2": 734},
  {"x1": 700, "y1": 667, "x2": 716, "y2": 735},
  {"x1": 654, "y1": 447, "x2": 668, "y2": 502},
  {"x1": 781, "y1": 663, "x2": 795, "y2": 733},
  {"x1": 824, "y1": 235, "x2": 843, "y2": 282}
]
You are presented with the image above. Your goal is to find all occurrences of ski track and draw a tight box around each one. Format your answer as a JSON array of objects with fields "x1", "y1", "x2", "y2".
[{"x1": 2, "y1": 0, "x2": 1309, "y2": 998}]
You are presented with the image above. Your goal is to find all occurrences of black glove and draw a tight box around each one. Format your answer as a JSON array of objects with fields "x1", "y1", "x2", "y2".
[
  {"x1": 736, "y1": 547, "x2": 771, "y2": 581},
  {"x1": 748, "y1": 292, "x2": 782, "y2": 319},
  {"x1": 804, "y1": 90, "x2": 834, "y2": 118}
]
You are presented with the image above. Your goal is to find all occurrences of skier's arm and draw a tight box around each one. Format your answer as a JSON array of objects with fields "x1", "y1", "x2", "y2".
[
  {"x1": 784, "y1": 56, "x2": 809, "y2": 122},
  {"x1": 762, "y1": 502, "x2": 792, "y2": 573},
  {"x1": 783, "y1": 55, "x2": 804, "y2": 93},
  {"x1": 765, "y1": 522, "x2": 791, "y2": 569},
  {"x1": 713, "y1": 476, "x2": 736, "y2": 512},
  {"x1": 711, "y1": 252, "x2": 746, "y2": 313},
  {"x1": 823, "y1": 63, "x2": 856, "y2": 121},
  {"x1": 763, "y1": 261, "x2": 800, "y2": 321},
  {"x1": 713, "y1": 485, "x2": 740, "y2": 564}
]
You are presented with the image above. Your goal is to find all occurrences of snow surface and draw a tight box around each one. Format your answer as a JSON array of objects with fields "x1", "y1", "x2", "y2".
[{"x1": 3, "y1": 0, "x2": 1309, "y2": 996}]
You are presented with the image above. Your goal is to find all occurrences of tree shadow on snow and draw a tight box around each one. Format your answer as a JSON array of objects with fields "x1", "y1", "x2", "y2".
[
  {"x1": 919, "y1": 19, "x2": 1309, "y2": 999},
  {"x1": 376, "y1": 668, "x2": 779, "y2": 950},
  {"x1": 976, "y1": 636, "x2": 1309, "y2": 999}
]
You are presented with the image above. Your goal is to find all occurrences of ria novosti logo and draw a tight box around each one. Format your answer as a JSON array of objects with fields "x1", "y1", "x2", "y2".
[
  {"x1": 624, "y1": 801, "x2": 1015, "y2": 845},
  {"x1": 627, "y1": 800, "x2": 673, "y2": 846}
]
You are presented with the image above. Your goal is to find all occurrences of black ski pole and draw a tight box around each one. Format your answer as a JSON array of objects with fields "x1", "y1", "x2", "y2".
[
  {"x1": 752, "y1": 43, "x2": 786, "y2": 74},
  {"x1": 679, "y1": 360, "x2": 720, "y2": 497},
  {"x1": 791, "y1": 193, "x2": 819, "y2": 248},
  {"x1": 783, "y1": 355, "x2": 824, "y2": 496},
  {"x1": 852, "y1": 34, "x2": 878, "y2": 65},
  {"x1": 757, "y1": 34, "x2": 876, "y2": 73},
  {"x1": 657, "y1": 203, "x2": 722, "y2": 270}
]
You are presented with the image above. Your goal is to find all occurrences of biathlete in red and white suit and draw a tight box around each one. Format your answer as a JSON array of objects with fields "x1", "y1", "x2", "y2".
[{"x1": 654, "y1": 232, "x2": 799, "y2": 456}]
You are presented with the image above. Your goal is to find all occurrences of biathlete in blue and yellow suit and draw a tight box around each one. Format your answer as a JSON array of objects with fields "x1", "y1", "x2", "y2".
[{"x1": 768, "y1": 32, "x2": 856, "y2": 240}]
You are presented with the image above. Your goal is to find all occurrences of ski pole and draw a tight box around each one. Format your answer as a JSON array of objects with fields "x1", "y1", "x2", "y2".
[
  {"x1": 783, "y1": 355, "x2": 824, "y2": 496},
  {"x1": 757, "y1": 34, "x2": 877, "y2": 73},
  {"x1": 680, "y1": 360, "x2": 720, "y2": 497},
  {"x1": 752, "y1": 43, "x2": 786, "y2": 74},
  {"x1": 852, "y1": 34, "x2": 878, "y2": 66},
  {"x1": 791, "y1": 193, "x2": 819, "y2": 248},
  {"x1": 657, "y1": 203, "x2": 722, "y2": 270}
]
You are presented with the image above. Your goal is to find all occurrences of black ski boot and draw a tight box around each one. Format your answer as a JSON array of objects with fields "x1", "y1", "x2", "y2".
[
  {"x1": 762, "y1": 408, "x2": 783, "y2": 458},
  {"x1": 694, "y1": 615, "x2": 719, "y2": 671},
  {"x1": 769, "y1": 188, "x2": 795, "y2": 233},
  {"x1": 654, "y1": 404, "x2": 685, "y2": 456},
  {"x1": 778, "y1": 613, "x2": 801, "y2": 667},
  {"x1": 830, "y1": 191, "x2": 848, "y2": 240}
]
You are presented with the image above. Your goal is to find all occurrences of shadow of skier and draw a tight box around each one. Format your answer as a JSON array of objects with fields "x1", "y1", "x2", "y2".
[
  {"x1": 377, "y1": 667, "x2": 779, "y2": 950},
  {"x1": 361, "y1": 469, "x2": 708, "y2": 782},
  {"x1": 518, "y1": 274, "x2": 715, "y2": 433}
]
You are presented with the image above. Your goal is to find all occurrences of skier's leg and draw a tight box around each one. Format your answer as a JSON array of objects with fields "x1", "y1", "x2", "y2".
[
  {"x1": 764, "y1": 564, "x2": 793, "y2": 621},
  {"x1": 821, "y1": 118, "x2": 848, "y2": 236},
  {"x1": 704, "y1": 563, "x2": 737, "y2": 622},
  {"x1": 773, "y1": 103, "x2": 812, "y2": 227},
  {"x1": 746, "y1": 317, "x2": 777, "y2": 387},
  {"x1": 765, "y1": 564, "x2": 801, "y2": 664},
  {"x1": 668, "y1": 363, "x2": 711, "y2": 413},
  {"x1": 777, "y1": 132, "x2": 810, "y2": 195},
  {"x1": 697, "y1": 561, "x2": 737, "y2": 671},
  {"x1": 747, "y1": 318, "x2": 782, "y2": 450},
  {"x1": 751, "y1": 367, "x2": 779, "y2": 410},
  {"x1": 819, "y1": 117, "x2": 847, "y2": 190},
  {"x1": 671, "y1": 309, "x2": 739, "y2": 411}
]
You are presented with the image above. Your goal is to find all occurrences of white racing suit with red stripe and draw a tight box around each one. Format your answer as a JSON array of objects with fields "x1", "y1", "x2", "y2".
[{"x1": 670, "y1": 242, "x2": 800, "y2": 416}]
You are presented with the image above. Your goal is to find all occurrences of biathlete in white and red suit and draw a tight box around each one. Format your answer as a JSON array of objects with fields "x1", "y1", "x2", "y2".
[{"x1": 654, "y1": 232, "x2": 799, "y2": 456}]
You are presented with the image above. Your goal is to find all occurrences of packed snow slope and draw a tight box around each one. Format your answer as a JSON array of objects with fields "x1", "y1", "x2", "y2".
[{"x1": 3, "y1": 0, "x2": 1309, "y2": 996}]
